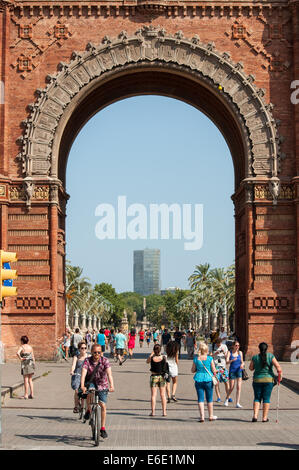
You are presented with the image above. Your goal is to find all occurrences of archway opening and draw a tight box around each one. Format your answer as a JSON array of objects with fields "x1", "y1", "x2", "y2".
[{"x1": 65, "y1": 94, "x2": 236, "y2": 337}]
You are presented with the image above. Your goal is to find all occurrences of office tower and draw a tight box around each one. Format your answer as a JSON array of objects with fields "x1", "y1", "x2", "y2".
[{"x1": 134, "y1": 249, "x2": 160, "y2": 296}]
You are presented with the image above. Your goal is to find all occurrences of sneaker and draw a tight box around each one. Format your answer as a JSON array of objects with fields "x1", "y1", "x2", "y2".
[
  {"x1": 84, "y1": 410, "x2": 90, "y2": 420},
  {"x1": 216, "y1": 398, "x2": 221, "y2": 403},
  {"x1": 100, "y1": 429, "x2": 108, "y2": 438},
  {"x1": 224, "y1": 399, "x2": 229, "y2": 407},
  {"x1": 228, "y1": 398, "x2": 233, "y2": 403},
  {"x1": 236, "y1": 403, "x2": 243, "y2": 408}
]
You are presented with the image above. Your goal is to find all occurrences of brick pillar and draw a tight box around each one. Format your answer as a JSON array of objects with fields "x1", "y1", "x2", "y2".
[{"x1": 286, "y1": 1, "x2": 299, "y2": 359}]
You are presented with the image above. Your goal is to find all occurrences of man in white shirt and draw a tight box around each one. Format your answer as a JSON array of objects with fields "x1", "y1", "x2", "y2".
[{"x1": 219, "y1": 327, "x2": 228, "y2": 345}]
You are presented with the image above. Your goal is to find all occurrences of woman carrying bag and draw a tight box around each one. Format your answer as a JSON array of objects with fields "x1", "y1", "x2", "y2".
[
  {"x1": 249, "y1": 342, "x2": 282, "y2": 422},
  {"x1": 191, "y1": 342, "x2": 218, "y2": 422}
]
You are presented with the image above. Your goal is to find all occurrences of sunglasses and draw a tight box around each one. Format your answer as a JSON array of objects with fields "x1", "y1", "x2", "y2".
[
  {"x1": 80, "y1": 347, "x2": 87, "y2": 350},
  {"x1": 93, "y1": 351, "x2": 101, "y2": 355}
]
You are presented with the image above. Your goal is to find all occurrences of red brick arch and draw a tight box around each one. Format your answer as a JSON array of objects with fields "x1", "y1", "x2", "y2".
[{"x1": 1, "y1": 5, "x2": 299, "y2": 360}]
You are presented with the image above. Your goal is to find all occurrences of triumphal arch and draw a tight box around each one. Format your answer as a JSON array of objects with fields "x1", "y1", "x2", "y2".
[{"x1": 0, "y1": 0, "x2": 298, "y2": 359}]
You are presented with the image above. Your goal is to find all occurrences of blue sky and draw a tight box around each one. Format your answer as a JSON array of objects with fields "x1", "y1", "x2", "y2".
[{"x1": 66, "y1": 96, "x2": 235, "y2": 293}]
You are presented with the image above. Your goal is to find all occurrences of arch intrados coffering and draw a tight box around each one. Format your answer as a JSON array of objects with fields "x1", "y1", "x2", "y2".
[
  {"x1": 18, "y1": 27, "x2": 282, "y2": 197},
  {"x1": 58, "y1": 65, "x2": 246, "y2": 187}
]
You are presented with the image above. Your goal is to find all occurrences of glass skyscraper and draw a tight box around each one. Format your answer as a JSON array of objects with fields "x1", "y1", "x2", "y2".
[{"x1": 133, "y1": 249, "x2": 161, "y2": 296}]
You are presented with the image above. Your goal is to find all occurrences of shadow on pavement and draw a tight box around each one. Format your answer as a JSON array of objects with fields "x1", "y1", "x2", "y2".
[
  {"x1": 15, "y1": 434, "x2": 94, "y2": 448},
  {"x1": 18, "y1": 414, "x2": 81, "y2": 423},
  {"x1": 257, "y1": 442, "x2": 299, "y2": 450}
]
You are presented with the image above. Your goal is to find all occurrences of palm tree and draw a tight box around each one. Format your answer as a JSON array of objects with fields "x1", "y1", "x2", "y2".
[{"x1": 188, "y1": 263, "x2": 212, "y2": 290}]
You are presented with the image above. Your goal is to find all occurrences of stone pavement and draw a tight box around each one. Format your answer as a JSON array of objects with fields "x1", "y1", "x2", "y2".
[{"x1": 1, "y1": 343, "x2": 299, "y2": 450}]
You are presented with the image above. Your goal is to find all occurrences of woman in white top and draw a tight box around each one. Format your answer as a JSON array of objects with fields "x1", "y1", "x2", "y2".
[{"x1": 165, "y1": 341, "x2": 179, "y2": 403}]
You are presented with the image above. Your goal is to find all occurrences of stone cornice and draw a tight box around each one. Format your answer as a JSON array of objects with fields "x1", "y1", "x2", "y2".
[{"x1": 17, "y1": 26, "x2": 283, "y2": 195}]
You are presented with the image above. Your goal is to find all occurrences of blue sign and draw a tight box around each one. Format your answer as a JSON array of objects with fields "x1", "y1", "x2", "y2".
[{"x1": 3, "y1": 262, "x2": 13, "y2": 286}]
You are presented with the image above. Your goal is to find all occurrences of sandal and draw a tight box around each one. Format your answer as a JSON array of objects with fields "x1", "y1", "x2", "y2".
[
  {"x1": 73, "y1": 407, "x2": 79, "y2": 413},
  {"x1": 199, "y1": 418, "x2": 205, "y2": 423},
  {"x1": 20, "y1": 396, "x2": 28, "y2": 399},
  {"x1": 171, "y1": 396, "x2": 178, "y2": 402},
  {"x1": 209, "y1": 416, "x2": 218, "y2": 421},
  {"x1": 28, "y1": 395, "x2": 34, "y2": 399},
  {"x1": 149, "y1": 412, "x2": 155, "y2": 416}
]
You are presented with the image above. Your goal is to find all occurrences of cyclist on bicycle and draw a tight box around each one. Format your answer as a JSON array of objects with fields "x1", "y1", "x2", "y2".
[{"x1": 80, "y1": 344, "x2": 114, "y2": 439}]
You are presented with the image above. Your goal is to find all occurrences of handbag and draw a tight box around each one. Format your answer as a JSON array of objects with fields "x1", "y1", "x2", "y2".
[
  {"x1": 199, "y1": 358, "x2": 218, "y2": 386},
  {"x1": 162, "y1": 357, "x2": 170, "y2": 382},
  {"x1": 242, "y1": 368, "x2": 249, "y2": 381}
]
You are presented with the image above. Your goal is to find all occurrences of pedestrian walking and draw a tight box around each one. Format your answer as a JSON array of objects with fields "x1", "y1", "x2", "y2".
[
  {"x1": 70, "y1": 341, "x2": 88, "y2": 413},
  {"x1": 70, "y1": 328, "x2": 83, "y2": 357},
  {"x1": 249, "y1": 342, "x2": 282, "y2": 422},
  {"x1": 219, "y1": 327, "x2": 228, "y2": 345},
  {"x1": 115, "y1": 328, "x2": 127, "y2": 365},
  {"x1": 81, "y1": 344, "x2": 115, "y2": 438},
  {"x1": 138, "y1": 328, "x2": 145, "y2": 348},
  {"x1": 146, "y1": 344, "x2": 168, "y2": 417},
  {"x1": 96, "y1": 329, "x2": 107, "y2": 353},
  {"x1": 153, "y1": 329, "x2": 159, "y2": 344},
  {"x1": 108, "y1": 329, "x2": 116, "y2": 358},
  {"x1": 16, "y1": 335, "x2": 36, "y2": 399},
  {"x1": 185, "y1": 331, "x2": 196, "y2": 359},
  {"x1": 173, "y1": 326, "x2": 183, "y2": 358},
  {"x1": 191, "y1": 341, "x2": 218, "y2": 422},
  {"x1": 165, "y1": 340, "x2": 179, "y2": 403},
  {"x1": 224, "y1": 340, "x2": 244, "y2": 408},
  {"x1": 146, "y1": 329, "x2": 152, "y2": 347},
  {"x1": 212, "y1": 338, "x2": 229, "y2": 402},
  {"x1": 161, "y1": 328, "x2": 171, "y2": 353},
  {"x1": 62, "y1": 329, "x2": 71, "y2": 359},
  {"x1": 85, "y1": 331, "x2": 92, "y2": 353},
  {"x1": 128, "y1": 328, "x2": 137, "y2": 359}
]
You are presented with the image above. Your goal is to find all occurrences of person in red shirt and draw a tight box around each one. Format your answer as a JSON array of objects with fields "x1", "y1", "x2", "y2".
[
  {"x1": 104, "y1": 328, "x2": 110, "y2": 338},
  {"x1": 139, "y1": 329, "x2": 145, "y2": 348}
]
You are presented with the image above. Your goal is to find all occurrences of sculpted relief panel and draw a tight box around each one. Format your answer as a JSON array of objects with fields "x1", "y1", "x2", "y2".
[{"x1": 17, "y1": 27, "x2": 282, "y2": 195}]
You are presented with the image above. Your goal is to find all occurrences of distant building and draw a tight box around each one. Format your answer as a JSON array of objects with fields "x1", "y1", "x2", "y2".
[
  {"x1": 160, "y1": 287, "x2": 181, "y2": 295},
  {"x1": 134, "y1": 249, "x2": 160, "y2": 296}
]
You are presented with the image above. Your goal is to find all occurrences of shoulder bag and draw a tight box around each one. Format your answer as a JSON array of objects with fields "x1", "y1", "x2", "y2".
[
  {"x1": 85, "y1": 356, "x2": 103, "y2": 389},
  {"x1": 198, "y1": 358, "x2": 218, "y2": 386}
]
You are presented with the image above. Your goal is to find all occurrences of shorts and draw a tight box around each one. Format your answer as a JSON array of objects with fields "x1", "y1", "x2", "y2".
[
  {"x1": 194, "y1": 380, "x2": 213, "y2": 403},
  {"x1": 96, "y1": 389, "x2": 109, "y2": 404},
  {"x1": 150, "y1": 375, "x2": 166, "y2": 388},
  {"x1": 253, "y1": 382, "x2": 274, "y2": 404},
  {"x1": 216, "y1": 367, "x2": 229, "y2": 383},
  {"x1": 86, "y1": 384, "x2": 109, "y2": 404},
  {"x1": 229, "y1": 369, "x2": 243, "y2": 380},
  {"x1": 99, "y1": 345, "x2": 105, "y2": 352},
  {"x1": 116, "y1": 348, "x2": 124, "y2": 356},
  {"x1": 139, "y1": 338, "x2": 144, "y2": 342}
]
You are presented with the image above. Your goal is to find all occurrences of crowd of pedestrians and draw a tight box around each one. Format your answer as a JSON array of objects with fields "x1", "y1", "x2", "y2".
[{"x1": 15, "y1": 324, "x2": 283, "y2": 440}]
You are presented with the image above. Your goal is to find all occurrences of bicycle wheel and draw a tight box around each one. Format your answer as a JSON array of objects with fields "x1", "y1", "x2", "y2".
[{"x1": 94, "y1": 406, "x2": 101, "y2": 446}]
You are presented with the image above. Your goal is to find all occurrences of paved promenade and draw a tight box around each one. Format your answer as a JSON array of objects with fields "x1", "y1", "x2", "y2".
[{"x1": 1, "y1": 343, "x2": 299, "y2": 450}]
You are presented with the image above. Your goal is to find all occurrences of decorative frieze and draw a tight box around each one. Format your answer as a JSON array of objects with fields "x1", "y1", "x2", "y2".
[
  {"x1": 18, "y1": 26, "x2": 282, "y2": 191},
  {"x1": 15, "y1": 296, "x2": 52, "y2": 310},
  {"x1": 252, "y1": 296, "x2": 290, "y2": 310}
]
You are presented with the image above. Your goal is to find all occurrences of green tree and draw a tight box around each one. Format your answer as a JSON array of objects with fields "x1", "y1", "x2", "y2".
[{"x1": 94, "y1": 283, "x2": 124, "y2": 327}]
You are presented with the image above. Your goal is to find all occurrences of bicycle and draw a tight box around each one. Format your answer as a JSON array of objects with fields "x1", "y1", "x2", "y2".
[{"x1": 88, "y1": 390, "x2": 102, "y2": 446}]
